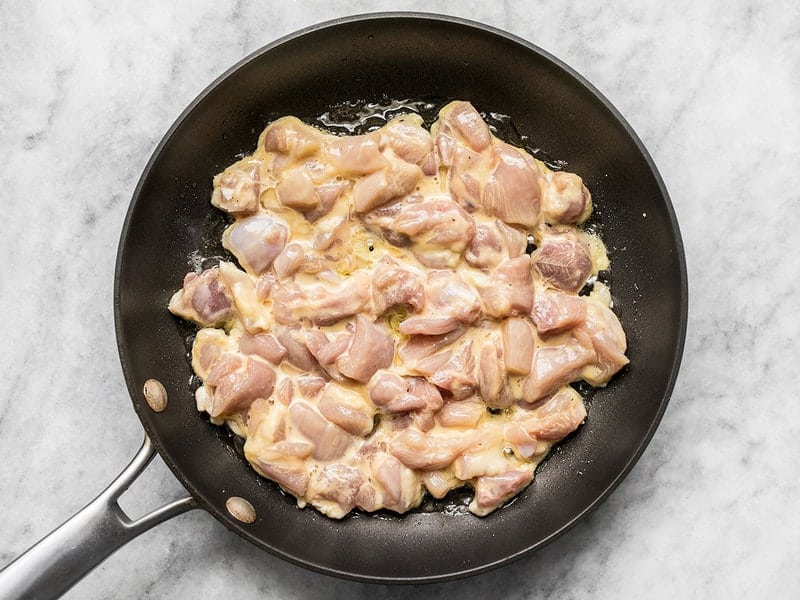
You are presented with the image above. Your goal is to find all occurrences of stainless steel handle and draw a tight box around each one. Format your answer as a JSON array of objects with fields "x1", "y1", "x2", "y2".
[{"x1": 0, "y1": 435, "x2": 197, "y2": 600}]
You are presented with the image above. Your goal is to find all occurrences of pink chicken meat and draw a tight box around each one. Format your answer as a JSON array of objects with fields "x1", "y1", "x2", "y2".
[{"x1": 169, "y1": 101, "x2": 628, "y2": 519}]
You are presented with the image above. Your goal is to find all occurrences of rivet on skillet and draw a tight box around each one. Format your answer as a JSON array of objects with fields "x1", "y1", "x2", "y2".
[
  {"x1": 142, "y1": 378, "x2": 168, "y2": 412},
  {"x1": 226, "y1": 496, "x2": 257, "y2": 523}
]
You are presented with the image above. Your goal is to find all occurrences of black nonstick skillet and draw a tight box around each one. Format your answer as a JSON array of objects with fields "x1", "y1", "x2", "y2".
[{"x1": 0, "y1": 13, "x2": 687, "y2": 597}]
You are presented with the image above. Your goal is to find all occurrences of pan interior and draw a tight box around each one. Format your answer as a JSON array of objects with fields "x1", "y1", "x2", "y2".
[{"x1": 115, "y1": 14, "x2": 686, "y2": 583}]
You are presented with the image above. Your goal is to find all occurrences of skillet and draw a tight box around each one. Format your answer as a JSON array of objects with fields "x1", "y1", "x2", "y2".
[{"x1": 0, "y1": 12, "x2": 687, "y2": 597}]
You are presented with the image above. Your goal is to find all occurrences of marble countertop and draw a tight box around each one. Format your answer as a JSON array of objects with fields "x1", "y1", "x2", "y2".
[{"x1": 1, "y1": 1, "x2": 798, "y2": 598}]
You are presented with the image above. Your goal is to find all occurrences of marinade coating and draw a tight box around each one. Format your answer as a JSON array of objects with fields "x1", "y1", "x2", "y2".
[{"x1": 169, "y1": 101, "x2": 628, "y2": 519}]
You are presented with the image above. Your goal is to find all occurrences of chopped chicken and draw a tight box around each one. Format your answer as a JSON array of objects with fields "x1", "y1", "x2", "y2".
[
  {"x1": 531, "y1": 287, "x2": 587, "y2": 336},
  {"x1": 326, "y1": 133, "x2": 386, "y2": 176},
  {"x1": 353, "y1": 155, "x2": 423, "y2": 213},
  {"x1": 262, "y1": 116, "x2": 322, "y2": 161},
  {"x1": 211, "y1": 158, "x2": 262, "y2": 214},
  {"x1": 481, "y1": 141, "x2": 541, "y2": 228},
  {"x1": 435, "y1": 101, "x2": 540, "y2": 226},
  {"x1": 513, "y1": 387, "x2": 588, "y2": 440},
  {"x1": 470, "y1": 469, "x2": 534, "y2": 517},
  {"x1": 365, "y1": 195, "x2": 476, "y2": 268},
  {"x1": 318, "y1": 382, "x2": 376, "y2": 436},
  {"x1": 540, "y1": 170, "x2": 592, "y2": 225},
  {"x1": 170, "y1": 101, "x2": 627, "y2": 519},
  {"x1": 223, "y1": 214, "x2": 288, "y2": 276},
  {"x1": 370, "y1": 255, "x2": 426, "y2": 315},
  {"x1": 477, "y1": 255, "x2": 535, "y2": 318},
  {"x1": 271, "y1": 271, "x2": 371, "y2": 326},
  {"x1": 501, "y1": 317, "x2": 536, "y2": 375},
  {"x1": 532, "y1": 227, "x2": 593, "y2": 293},
  {"x1": 168, "y1": 267, "x2": 234, "y2": 328},
  {"x1": 378, "y1": 114, "x2": 435, "y2": 173},
  {"x1": 238, "y1": 331, "x2": 286, "y2": 364},
  {"x1": 399, "y1": 270, "x2": 481, "y2": 335},
  {"x1": 335, "y1": 315, "x2": 395, "y2": 382},
  {"x1": 202, "y1": 352, "x2": 276, "y2": 418}
]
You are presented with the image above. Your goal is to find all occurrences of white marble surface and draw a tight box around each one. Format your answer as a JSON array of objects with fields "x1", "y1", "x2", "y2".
[{"x1": 1, "y1": 1, "x2": 798, "y2": 598}]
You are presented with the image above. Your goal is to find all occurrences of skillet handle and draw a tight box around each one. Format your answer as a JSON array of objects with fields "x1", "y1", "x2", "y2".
[{"x1": 0, "y1": 435, "x2": 197, "y2": 600}]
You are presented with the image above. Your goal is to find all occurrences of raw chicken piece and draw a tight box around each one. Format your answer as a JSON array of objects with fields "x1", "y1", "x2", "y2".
[
  {"x1": 495, "y1": 220, "x2": 528, "y2": 257},
  {"x1": 367, "y1": 370, "x2": 443, "y2": 414},
  {"x1": 435, "y1": 100, "x2": 492, "y2": 159},
  {"x1": 262, "y1": 116, "x2": 322, "y2": 160},
  {"x1": 445, "y1": 144, "x2": 486, "y2": 212},
  {"x1": 393, "y1": 196, "x2": 476, "y2": 268},
  {"x1": 464, "y1": 224, "x2": 506, "y2": 268},
  {"x1": 168, "y1": 267, "x2": 233, "y2": 328},
  {"x1": 436, "y1": 102, "x2": 540, "y2": 226},
  {"x1": 272, "y1": 243, "x2": 305, "y2": 280},
  {"x1": 274, "y1": 326, "x2": 319, "y2": 373},
  {"x1": 465, "y1": 221, "x2": 528, "y2": 268},
  {"x1": 272, "y1": 377, "x2": 294, "y2": 406},
  {"x1": 308, "y1": 463, "x2": 366, "y2": 518},
  {"x1": 399, "y1": 270, "x2": 481, "y2": 335},
  {"x1": 521, "y1": 339, "x2": 596, "y2": 402},
  {"x1": 481, "y1": 141, "x2": 541, "y2": 228},
  {"x1": 514, "y1": 387, "x2": 587, "y2": 440},
  {"x1": 371, "y1": 453, "x2": 423, "y2": 512},
  {"x1": 271, "y1": 271, "x2": 371, "y2": 326},
  {"x1": 501, "y1": 317, "x2": 536, "y2": 376},
  {"x1": 389, "y1": 428, "x2": 478, "y2": 470},
  {"x1": 276, "y1": 168, "x2": 318, "y2": 210},
  {"x1": 249, "y1": 450, "x2": 309, "y2": 498},
  {"x1": 379, "y1": 115, "x2": 435, "y2": 171},
  {"x1": 255, "y1": 273, "x2": 276, "y2": 301},
  {"x1": 238, "y1": 331, "x2": 286, "y2": 365},
  {"x1": 436, "y1": 398, "x2": 484, "y2": 428},
  {"x1": 353, "y1": 155, "x2": 423, "y2": 213},
  {"x1": 398, "y1": 327, "x2": 467, "y2": 363},
  {"x1": 365, "y1": 195, "x2": 476, "y2": 268},
  {"x1": 272, "y1": 440, "x2": 314, "y2": 458},
  {"x1": 477, "y1": 342, "x2": 508, "y2": 407},
  {"x1": 453, "y1": 441, "x2": 517, "y2": 481},
  {"x1": 304, "y1": 329, "x2": 351, "y2": 366},
  {"x1": 305, "y1": 182, "x2": 346, "y2": 221},
  {"x1": 478, "y1": 255, "x2": 535, "y2": 318},
  {"x1": 223, "y1": 214, "x2": 288, "y2": 276},
  {"x1": 503, "y1": 422, "x2": 542, "y2": 459},
  {"x1": 245, "y1": 396, "x2": 285, "y2": 441},
  {"x1": 540, "y1": 170, "x2": 592, "y2": 225},
  {"x1": 203, "y1": 352, "x2": 276, "y2": 417},
  {"x1": 217, "y1": 261, "x2": 272, "y2": 333},
  {"x1": 318, "y1": 382, "x2": 376, "y2": 436},
  {"x1": 578, "y1": 302, "x2": 629, "y2": 385},
  {"x1": 355, "y1": 484, "x2": 379, "y2": 513},
  {"x1": 470, "y1": 469, "x2": 534, "y2": 516},
  {"x1": 531, "y1": 288, "x2": 587, "y2": 336},
  {"x1": 407, "y1": 378, "x2": 445, "y2": 414},
  {"x1": 191, "y1": 328, "x2": 233, "y2": 379},
  {"x1": 289, "y1": 401, "x2": 353, "y2": 461},
  {"x1": 335, "y1": 315, "x2": 395, "y2": 382},
  {"x1": 422, "y1": 470, "x2": 462, "y2": 499},
  {"x1": 296, "y1": 375, "x2": 326, "y2": 399},
  {"x1": 370, "y1": 255, "x2": 425, "y2": 315},
  {"x1": 326, "y1": 133, "x2": 387, "y2": 176},
  {"x1": 367, "y1": 370, "x2": 425, "y2": 413},
  {"x1": 211, "y1": 158, "x2": 262, "y2": 214},
  {"x1": 429, "y1": 339, "x2": 477, "y2": 399},
  {"x1": 244, "y1": 401, "x2": 308, "y2": 497},
  {"x1": 532, "y1": 228, "x2": 593, "y2": 293}
]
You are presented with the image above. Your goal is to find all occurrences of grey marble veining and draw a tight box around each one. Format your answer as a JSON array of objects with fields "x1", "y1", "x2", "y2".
[{"x1": 1, "y1": 1, "x2": 799, "y2": 598}]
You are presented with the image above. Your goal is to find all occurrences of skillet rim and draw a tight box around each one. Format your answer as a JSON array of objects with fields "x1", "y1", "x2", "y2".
[{"x1": 113, "y1": 11, "x2": 688, "y2": 583}]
